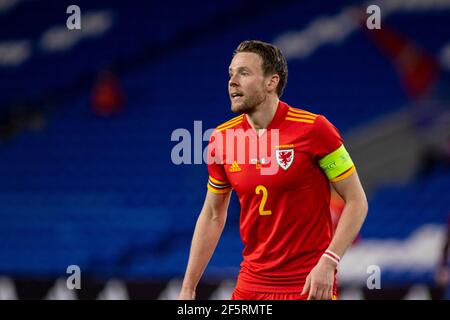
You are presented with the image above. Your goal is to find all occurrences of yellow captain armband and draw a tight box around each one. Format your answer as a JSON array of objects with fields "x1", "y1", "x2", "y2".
[{"x1": 318, "y1": 144, "x2": 355, "y2": 182}]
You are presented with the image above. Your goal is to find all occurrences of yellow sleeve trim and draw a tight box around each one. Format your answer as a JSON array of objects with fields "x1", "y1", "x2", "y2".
[
  {"x1": 209, "y1": 176, "x2": 229, "y2": 185},
  {"x1": 207, "y1": 183, "x2": 231, "y2": 194},
  {"x1": 331, "y1": 165, "x2": 356, "y2": 182}
]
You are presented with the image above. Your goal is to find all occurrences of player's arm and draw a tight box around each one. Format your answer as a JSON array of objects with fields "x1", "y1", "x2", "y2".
[
  {"x1": 302, "y1": 169, "x2": 368, "y2": 300},
  {"x1": 313, "y1": 118, "x2": 368, "y2": 258},
  {"x1": 303, "y1": 115, "x2": 368, "y2": 300},
  {"x1": 314, "y1": 126, "x2": 368, "y2": 260},
  {"x1": 328, "y1": 169, "x2": 368, "y2": 259},
  {"x1": 178, "y1": 190, "x2": 232, "y2": 300}
]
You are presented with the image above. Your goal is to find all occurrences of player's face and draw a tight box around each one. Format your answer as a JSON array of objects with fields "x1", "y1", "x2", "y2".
[{"x1": 228, "y1": 52, "x2": 267, "y2": 114}]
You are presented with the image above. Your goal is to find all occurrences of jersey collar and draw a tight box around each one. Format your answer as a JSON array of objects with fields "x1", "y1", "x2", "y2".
[{"x1": 242, "y1": 100, "x2": 289, "y2": 132}]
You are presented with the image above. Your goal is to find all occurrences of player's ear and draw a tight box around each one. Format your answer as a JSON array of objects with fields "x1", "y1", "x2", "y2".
[{"x1": 266, "y1": 74, "x2": 280, "y2": 93}]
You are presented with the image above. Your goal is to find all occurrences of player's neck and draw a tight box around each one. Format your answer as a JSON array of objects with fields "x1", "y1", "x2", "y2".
[{"x1": 246, "y1": 96, "x2": 279, "y2": 132}]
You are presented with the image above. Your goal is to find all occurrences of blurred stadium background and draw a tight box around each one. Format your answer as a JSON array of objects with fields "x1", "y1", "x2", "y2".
[{"x1": 0, "y1": 0, "x2": 449, "y2": 300}]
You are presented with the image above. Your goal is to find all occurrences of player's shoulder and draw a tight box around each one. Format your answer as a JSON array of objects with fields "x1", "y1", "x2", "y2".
[
  {"x1": 285, "y1": 105, "x2": 323, "y2": 126},
  {"x1": 214, "y1": 114, "x2": 245, "y2": 132},
  {"x1": 284, "y1": 105, "x2": 338, "y2": 138}
]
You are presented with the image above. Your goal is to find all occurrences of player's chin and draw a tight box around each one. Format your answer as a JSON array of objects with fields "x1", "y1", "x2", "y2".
[{"x1": 230, "y1": 100, "x2": 246, "y2": 114}]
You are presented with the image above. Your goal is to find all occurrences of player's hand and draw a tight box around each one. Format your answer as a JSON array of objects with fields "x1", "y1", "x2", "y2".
[
  {"x1": 178, "y1": 288, "x2": 196, "y2": 300},
  {"x1": 301, "y1": 256, "x2": 336, "y2": 300}
]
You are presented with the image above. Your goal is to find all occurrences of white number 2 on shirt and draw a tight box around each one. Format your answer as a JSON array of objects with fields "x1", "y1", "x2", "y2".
[{"x1": 255, "y1": 185, "x2": 272, "y2": 216}]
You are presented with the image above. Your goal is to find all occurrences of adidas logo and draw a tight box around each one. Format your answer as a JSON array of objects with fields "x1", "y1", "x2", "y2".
[{"x1": 229, "y1": 161, "x2": 242, "y2": 173}]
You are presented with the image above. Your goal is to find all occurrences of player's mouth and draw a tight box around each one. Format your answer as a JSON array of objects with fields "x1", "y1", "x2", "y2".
[{"x1": 230, "y1": 92, "x2": 244, "y2": 100}]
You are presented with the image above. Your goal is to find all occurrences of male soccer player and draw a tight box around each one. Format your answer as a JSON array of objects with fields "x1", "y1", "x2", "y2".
[{"x1": 178, "y1": 40, "x2": 368, "y2": 300}]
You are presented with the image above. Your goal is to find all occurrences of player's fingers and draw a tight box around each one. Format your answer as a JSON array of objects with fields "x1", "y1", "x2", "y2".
[
  {"x1": 301, "y1": 275, "x2": 311, "y2": 296},
  {"x1": 315, "y1": 287, "x2": 325, "y2": 300},
  {"x1": 320, "y1": 284, "x2": 331, "y2": 300},
  {"x1": 328, "y1": 281, "x2": 336, "y2": 300},
  {"x1": 307, "y1": 284, "x2": 317, "y2": 300},
  {"x1": 317, "y1": 284, "x2": 328, "y2": 300},
  {"x1": 322, "y1": 286, "x2": 332, "y2": 300},
  {"x1": 328, "y1": 286, "x2": 334, "y2": 300},
  {"x1": 317, "y1": 282, "x2": 333, "y2": 300}
]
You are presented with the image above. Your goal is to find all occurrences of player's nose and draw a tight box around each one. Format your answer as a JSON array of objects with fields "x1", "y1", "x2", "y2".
[
  {"x1": 229, "y1": 74, "x2": 239, "y2": 87},
  {"x1": 229, "y1": 79, "x2": 239, "y2": 88}
]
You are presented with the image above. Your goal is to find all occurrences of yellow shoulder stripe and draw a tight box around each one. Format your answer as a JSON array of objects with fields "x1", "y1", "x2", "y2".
[
  {"x1": 285, "y1": 117, "x2": 315, "y2": 124},
  {"x1": 286, "y1": 112, "x2": 317, "y2": 120},
  {"x1": 217, "y1": 120, "x2": 243, "y2": 132},
  {"x1": 217, "y1": 115, "x2": 244, "y2": 129},
  {"x1": 288, "y1": 108, "x2": 317, "y2": 117}
]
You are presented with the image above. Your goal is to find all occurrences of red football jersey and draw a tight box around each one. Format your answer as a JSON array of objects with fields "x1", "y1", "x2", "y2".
[{"x1": 207, "y1": 101, "x2": 355, "y2": 293}]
